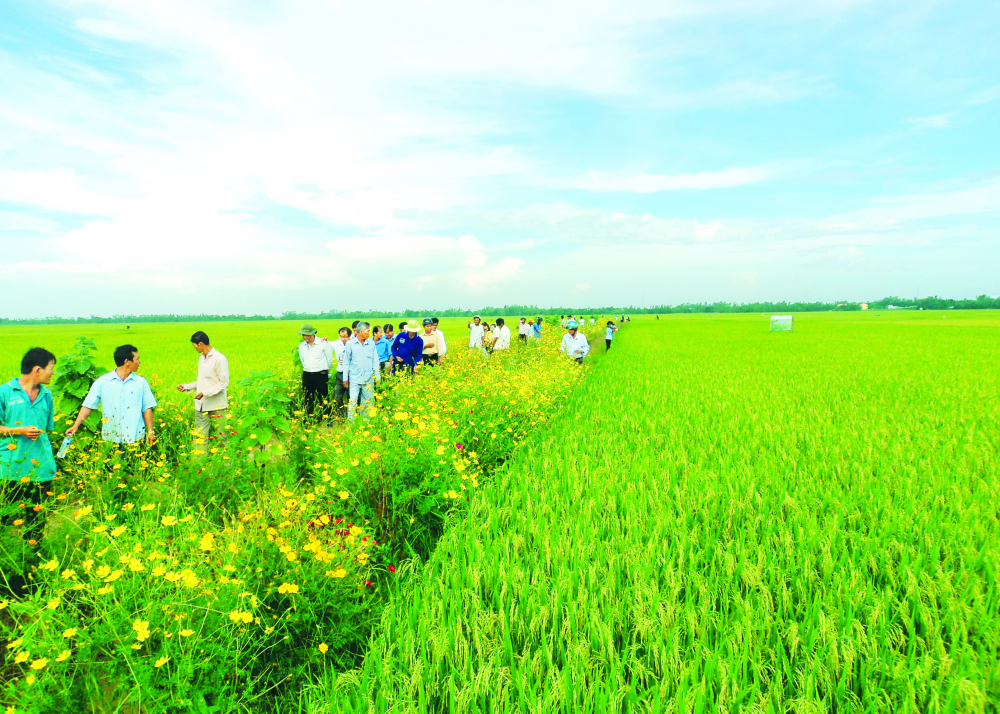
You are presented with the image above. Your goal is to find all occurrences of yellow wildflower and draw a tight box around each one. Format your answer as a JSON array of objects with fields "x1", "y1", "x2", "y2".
[
  {"x1": 160, "y1": 516, "x2": 177, "y2": 526},
  {"x1": 56, "y1": 650, "x2": 71, "y2": 662},
  {"x1": 30, "y1": 658, "x2": 47, "y2": 670},
  {"x1": 179, "y1": 629, "x2": 195, "y2": 637},
  {"x1": 318, "y1": 643, "x2": 328, "y2": 654},
  {"x1": 62, "y1": 628, "x2": 77, "y2": 638},
  {"x1": 154, "y1": 656, "x2": 169, "y2": 668},
  {"x1": 277, "y1": 582, "x2": 299, "y2": 594}
]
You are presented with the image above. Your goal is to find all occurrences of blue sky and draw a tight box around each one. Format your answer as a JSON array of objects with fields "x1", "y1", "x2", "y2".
[{"x1": 1, "y1": 0, "x2": 997, "y2": 318}]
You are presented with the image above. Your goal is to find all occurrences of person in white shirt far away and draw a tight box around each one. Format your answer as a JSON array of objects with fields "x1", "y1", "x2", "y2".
[
  {"x1": 176, "y1": 330, "x2": 230, "y2": 453},
  {"x1": 517, "y1": 317, "x2": 531, "y2": 344},
  {"x1": 491, "y1": 318, "x2": 512, "y2": 351},
  {"x1": 468, "y1": 315, "x2": 485, "y2": 350},
  {"x1": 559, "y1": 320, "x2": 591, "y2": 365},
  {"x1": 332, "y1": 327, "x2": 352, "y2": 419},
  {"x1": 297, "y1": 323, "x2": 334, "y2": 419},
  {"x1": 432, "y1": 317, "x2": 447, "y2": 362}
]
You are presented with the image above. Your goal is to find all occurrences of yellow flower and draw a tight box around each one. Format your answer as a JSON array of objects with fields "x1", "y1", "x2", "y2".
[
  {"x1": 160, "y1": 516, "x2": 177, "y2": 526},
  {"x1": 92, "y1": 524, "x2": 108, "y2": 533},
  {"x1": 73, "y1": 505, "x2": 92, "y2": 518},
  {"x1": 228, "y1": 610, "x2": 253, "y2": 624},
  {"x1": 104, "y1": 569, "x2": 123, "y2": 584},
  {"x1": 30, "y1": 658, "x2": 47, "y2": 670},
  {"x1": 40, "y1": 559, "x2": 59, "y2": 572},
  {"x1": 25, "y1": 674, "x2": 35, "y2": 686},
  {"x1": 154, "y1": 656, "x2": 169, "y2": 668},
  {"x1": 140, "y1": 503, "x2": 155, "y2": 512},
  {"x1": 338, "y1": 491, "x2": 349, "y2": 500},
  {"x1": 179, "y1": 629, "x2": 194, "y2": 637},
  {"x1": 328, "y1": 568, "x2": 347, "y2": 579},
  {"x1": 436, "y1": 446, "x2": 446, "y2": 455},
  {"x1": 164, "y1": 571, "x2": 181, "y2": 583},
  {"x1": 46, "y1": 597, "x2": 60, "y2": 610},
  {"x1": 14, "y1": 651, "x2": 29, "y2": 664},
  {"x1": 110, "y1": 526, "x2": 127, "y2": 537},
  {"x1": 277, "y1": 582, "x2": 299, "y2": 594},
  {"x1": 95, "y1": 564, "x2": 111, "y2": 579},
  {"x1": 151, "y1": 565, "x2": 167, "y2": 577},
  {"x1": 56, "y1": 649, "x2": 71, "y2": 662},
  {"x1": 6, "y1": 443, "x2": 16, "y2": 450},
  {"x1": 0, "y1": 600, "x2": 7, "y2": 610},
  {"x1": 318, "y1": 643, "x2": 328, "y2": 654},
  {"x1": 61, "y1": 569, "x2": 76, "y2": 580},
  {"x1": 97, "y1": 585, "x2": 114, "y2": 595},
  {"x1": 133, "y1": 619, "x2": 151, "y2": 642},
  {"x1": 62, "y1": 628, "x2": 77, "y2": 638}
]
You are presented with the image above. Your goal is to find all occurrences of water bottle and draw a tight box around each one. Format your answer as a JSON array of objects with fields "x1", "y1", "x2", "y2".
[{"x1": 56, "y1": 435, "x2": 73, "y2": 459}]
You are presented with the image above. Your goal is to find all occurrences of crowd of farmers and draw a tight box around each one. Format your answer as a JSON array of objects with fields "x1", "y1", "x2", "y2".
[{"x1": 0, "y1": 313, "x2": 624, "y2": 541}]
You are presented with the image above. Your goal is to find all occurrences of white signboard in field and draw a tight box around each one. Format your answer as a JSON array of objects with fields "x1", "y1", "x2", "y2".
[{"x1": 770, "y1": 315, "x2": 794, "y2": 332}]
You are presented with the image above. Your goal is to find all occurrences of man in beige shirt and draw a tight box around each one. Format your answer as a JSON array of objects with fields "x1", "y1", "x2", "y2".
[
  {"x1": 421, "y1": 318, "x2": 444, "y2": 365},
  {"x1": 176, "y1": 331, "x2": 230, "y2": 454}
]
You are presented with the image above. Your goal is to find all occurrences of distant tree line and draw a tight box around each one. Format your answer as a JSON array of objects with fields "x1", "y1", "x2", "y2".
[{"x1": 2, "y1": 295, "x2": 997, "y2": 325}]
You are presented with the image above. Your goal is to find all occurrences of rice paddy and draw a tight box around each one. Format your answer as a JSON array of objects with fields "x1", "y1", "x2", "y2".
[{"x1": 1, "y1": 312, "x2": 997, "y2": 712}]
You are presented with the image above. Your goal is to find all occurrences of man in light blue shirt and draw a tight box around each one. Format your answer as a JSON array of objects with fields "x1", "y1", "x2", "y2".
[
  {"x1": 68, "y1": 344, "x2": 158, "y2": 445},
  {"x1": 343, "y1": 322, "x2": 380, "y2": 422},
  {"x1": 559, "y1": 320, "x2": 590, "y2": 365}
]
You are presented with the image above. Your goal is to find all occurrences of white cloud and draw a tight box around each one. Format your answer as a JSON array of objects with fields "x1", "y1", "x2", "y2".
[
  {"x1": 576, "y1": 166, "x2": 769, "y2": 192},
  {"x1": 911, "y1": 114, "x2": 949, "y2": 128}
]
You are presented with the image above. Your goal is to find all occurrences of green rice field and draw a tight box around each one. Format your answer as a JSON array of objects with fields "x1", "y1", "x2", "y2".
[
  {"x1": 1, "y1": 311, "x2": 997, "y2": 712},
  {"x1": 319, "y1": 311, "x2": 1000, "y2": 712}
]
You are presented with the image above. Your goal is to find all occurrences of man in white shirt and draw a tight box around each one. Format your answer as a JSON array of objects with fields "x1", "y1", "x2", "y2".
[
  {"x1": 332, "y1": 327, "x2": 351, "y2": 418},
  {"x1": 517, "y1": 317, "x2": 531, "y2": 343},
  {"x1": 176, "y1": 330, "x2": 230, "y2": 453},
  {"x1": 559, "y1": 320, "x2": 591, "y2": 365},
  {"x1": 432, "y1": 317, "x2": 448, "y2": 362},
  {"x1": 560, "y1": 316, "x2": 567, "y2": 328},
  {"x1": 298, "y1": 324, "x2": 333, "y2": 419},
  {"x1": 468, "y1": 315, "x2": 485, "y2": 350},
  {"x1": 491, "y1": 318, "x2": 512, "y2": 351}
]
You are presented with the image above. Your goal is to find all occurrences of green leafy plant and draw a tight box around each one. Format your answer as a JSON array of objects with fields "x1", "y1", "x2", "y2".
[
  {"x1": 230, "y1": 370, "x2": 293, "y2": 462},
  {"x1": 51, "y1": 337, "x2": 107, "y2": 422}
]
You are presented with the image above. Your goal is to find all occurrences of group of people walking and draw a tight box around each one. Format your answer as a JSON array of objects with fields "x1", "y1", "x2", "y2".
[{"x1": 0, "y1": 313, "x2": 625, "y2": 543}]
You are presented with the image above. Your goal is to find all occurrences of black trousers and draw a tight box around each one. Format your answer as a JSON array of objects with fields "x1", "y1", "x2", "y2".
[
  {"x1": 423, "y1": 353, "x2": 439, "y2": 365},
  {"x1": 606, "y1": 339, "x2": 612, "y2": 350},
  {"x1": 302, "y1": 370, "x2": 329, "y2": 417}
]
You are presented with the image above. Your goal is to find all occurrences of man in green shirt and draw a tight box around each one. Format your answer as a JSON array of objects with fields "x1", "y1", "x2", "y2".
[{"x1": 0, "y1": 348, "x2": 58, "y2": 542}]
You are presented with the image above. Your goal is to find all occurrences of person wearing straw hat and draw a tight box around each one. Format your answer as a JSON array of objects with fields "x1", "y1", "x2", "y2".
[
  {"x1": 559, "y1": 320, "x2": 590, "y2": 365},
  {"x1": 297, "y1": 323, "x2": 333, "y2": 418},
  {"x1": 421, "y1": 318, "x2": 444, "y2": 365},
  {"x1": 392, "y1": 319, "x2": 424, "y2": 374}
]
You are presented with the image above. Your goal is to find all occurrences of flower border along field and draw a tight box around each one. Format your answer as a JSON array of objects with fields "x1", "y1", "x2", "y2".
[{"x1": 0, "y1": 320, "x2": 601, "y2": 712}]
